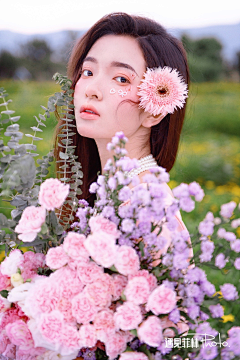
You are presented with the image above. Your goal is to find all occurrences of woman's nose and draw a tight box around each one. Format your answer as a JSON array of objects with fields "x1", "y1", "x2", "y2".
[{"x1": 85, "y1": 82, "x2": 103, "y2": 100}]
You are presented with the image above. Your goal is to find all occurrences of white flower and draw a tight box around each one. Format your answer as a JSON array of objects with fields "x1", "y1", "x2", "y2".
[
  {"x1": 11, "y1": 273, "x2": 24, "y2": 287},
  {"x1": 37, "y1": 350, "x2": 79, "y2": 360},
  {"x1": 7, "y1": 282, "x2": 33, "y2": 308},
  {"x1": 1, "y1": 249, "x2": 24, "y2": 276}
]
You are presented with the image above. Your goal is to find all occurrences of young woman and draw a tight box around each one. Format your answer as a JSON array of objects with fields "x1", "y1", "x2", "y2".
[{"x1": 55, "y1": 12, "x2": 189, "y2": 209}]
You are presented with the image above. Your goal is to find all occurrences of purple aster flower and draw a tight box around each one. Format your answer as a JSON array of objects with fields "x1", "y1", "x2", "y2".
[
  {"x1": 109, "y1": 214, "x2": 120, "y2": 226},
  {"x1": 166, "y1": 217, "x2": 179, "y2": 231},
  {"x1": 220, "y1": 201, "x2": 237, "y2": 218},
  {"x1": 172, "y1": 183, "x2": 189, "y2": 198},
  {"x1": 162, "y1": 279, "x2": 176, "y2": 290},
  {"x1": 169, "y1": 308, "x2": 180, "y2": 323},
  {"x1": 230, "y1": 239, "x2": 240, "y2": 253},
  {"x1": 115, "y1": 171, "x2": 126, "y2": 185},
  {"x1": 130, "y1": 339, "x2": 141, "y2": 350},
  {"x1": 215, "y1": 253, "x2": 228, "y2": 269},
  {"x1": 108, "y1": 176, "x2": 117, "y2": 190},
  {"x1": 143, "y1": 232, "x2": 158, "y2": 247},
  {"x1": 179, "y1": 197, "x2": 195, "y2": 212},
  {"x1": 173, "y1": 253, "x2": 189, "y2": 270},
  {"x1": 154, "y1": 352, "x2": 162, "y2": 360},
  {"x1": 185, "y1": 267, "x2": 207, "y2": 284},
  {"x1": 121, "y1": 218, "x2": 135, "y2": 233},
  {"x1": 198, "y1": 220, "x2": 214, "y2": 236},
  {"x1": 200, "y1": 240, "x2": 214, "y2": 262},
  {"x1": 158, "y1": 170, "x2": 170, "y2": 183},
  {"x1": 173, "y1": 237, "x2": 188, "y2": 252},
  {"x1": 101, "y1": 205, "x2": 115, "y2": 218},
  {"x1": 199, "y1": 343, "x2": 218, "y2": 360},
  {"x1": 138, "y1": 221, "x2": 151, "y2": 235},
  {"x1": 78, "y1": 199, "x2": 89, "y2": 207},
  {"x1": 201, "y1": 280, "x2": 216, "y2": 297},
  {"x1": 166, "y1": 202, "x2": 179, "y2": 218},
  {"x1": 224, "y1": 231, "x2": 236, "y2": 242},
  {"x1": 231, "y1": 218, "x2": 240, "y2": 228},
  {"x1": 200, "y1": 311, "x2": 209, "y2": 321},
  {"x1": 157, "y1": 341, "x2": 172, "y2": 355},
  {"x1": 89, "y1": 182, "x2": 98, "y2": 193},
  {"x1": 220, "y1": 283, "x2": 239, "y2": 301},
  {"x1": 143, "y1": 173, "x2": 158, "y2": 184},
  {"x1": 116, "y1": 157, "x2": 138, "y2": 172},
  {"x1": 75, "y1": 207, "x2": 88, "y2": 230},
  {"x1": 118, "y1": 186, "x2": 131, "y2": 201},
  {"x1": 170, "y1": 269, "x2": 181, "y2": 279},
  {"x1": 221, "y1": 348, "x2": 235, "y2": 360},
  {"x1": 196, "y1": 322, "x2": 218, "y2": 337},
  {"x1": 162, "y1": 254, "x2": 173, "y2": 267},
  {"x1": 118, "y1": 204, "x2": 133, "y2": 219},
  {"x1": 131, "y1": 187, "x2": 151, "y2": 206},
  {"x1": 118, "y1": 235, "x2": 133, "y2": 247},
  {"x1": 186, "y1": 284, "x2": 201, "y2": 298},
  {"x1": 209, "y1": 304, "x2": 224, "y2": 318},
  {"x1": 83, "y1": 349, "x2": 96, "y2": 360},
  {"x1": 217, "y1": 227, "x2": 226, "y2": 238},
  {"x1": 189, "y1": 181, "x2": 205, "y2": 201},
  {"x1": 228, "y1": 326, "x2": 240, "y2": 339},
  {"x1": 149, "y1": 183, "x2": 166, "y2": 197},
  {"x1": 188, "y1": 304, "x2": 200, "y2": 320},
  {"x1": 227, "y1": 337, "x2": 240, "y2": 356}
]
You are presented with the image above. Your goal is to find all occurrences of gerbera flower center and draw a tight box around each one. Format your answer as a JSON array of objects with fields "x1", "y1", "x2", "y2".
[{"x1": 156, "y1": 86, "x2": 169, "y2": 97}]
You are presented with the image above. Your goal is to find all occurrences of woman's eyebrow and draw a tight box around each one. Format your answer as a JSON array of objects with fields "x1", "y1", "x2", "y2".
[
  {"x1": 110, "y1": 61, "x2": 139, "y2": 77},
  {"x1": 83, "y1": 57, "x2": 139, "y2": 77}
]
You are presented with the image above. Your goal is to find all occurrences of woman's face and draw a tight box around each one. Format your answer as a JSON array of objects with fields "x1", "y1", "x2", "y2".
[{"x1": 74, "y1": 34, "x2": 148, "y2": 142}]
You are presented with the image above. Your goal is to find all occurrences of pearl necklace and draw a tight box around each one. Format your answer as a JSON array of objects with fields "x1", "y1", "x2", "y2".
[{"x1": 127, "y1": 154, "x2": 158, "y2": 179}]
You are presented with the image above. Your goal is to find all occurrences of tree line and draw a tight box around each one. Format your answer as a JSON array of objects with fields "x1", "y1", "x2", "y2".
[{"x1": 0, "y1": 33, "x2": 239, "y2": 82}]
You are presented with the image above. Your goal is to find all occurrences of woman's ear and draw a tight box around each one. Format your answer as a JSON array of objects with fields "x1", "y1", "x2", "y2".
[{"x1": 141, "y1": 113, "x2": 165, "y2": 128}]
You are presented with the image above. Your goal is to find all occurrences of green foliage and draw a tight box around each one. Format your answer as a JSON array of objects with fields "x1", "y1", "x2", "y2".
[
  {"x1": 0, "y1": 51, "x2": 19, "y2": 79},
  {"x1": 182, "y1": 34, "x2": 224, "y2": 82},
  {"x1": 0, "y1": 74, "x2": 83, "y2": 253}
]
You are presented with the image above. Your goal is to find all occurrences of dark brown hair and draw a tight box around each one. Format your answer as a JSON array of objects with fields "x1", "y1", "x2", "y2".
[{"x1": 54, "y1": 12, "x2": 189, "y2": 206}]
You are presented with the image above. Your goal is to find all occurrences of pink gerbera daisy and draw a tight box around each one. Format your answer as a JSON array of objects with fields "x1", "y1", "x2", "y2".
[{"x1": 137, "y1": 66, "x2": 188, "y2": 116}]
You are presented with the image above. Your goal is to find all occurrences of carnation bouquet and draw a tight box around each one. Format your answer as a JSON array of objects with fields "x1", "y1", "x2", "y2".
[{"x1": 0, "y1": 75, "x2": 240, "y2": 360}]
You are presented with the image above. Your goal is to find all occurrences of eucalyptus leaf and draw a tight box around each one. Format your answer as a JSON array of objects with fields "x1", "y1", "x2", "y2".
[
  {"x1": 30, "y1": 126, "x2": 43, "y2": 132},
  {"x1": 59, "y1": 152, "x2": 69, "y2": 160},
  {"x1": 1, "y1": 110, "x2": 15, "y2": 115},
  {"x1": 0, "y1": 214, "x2": 8, "y2": 227},
  {"x1": 38, "y1": 114, "x2": 46, "y2": 121},
  {"x1": 9, "y1": 116, "x2": 21, "y2": 122}
]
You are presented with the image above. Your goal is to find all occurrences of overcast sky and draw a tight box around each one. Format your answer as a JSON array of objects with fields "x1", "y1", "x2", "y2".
[{"x1": 1, "y1": 0, "x2": 240, "y2": 34}]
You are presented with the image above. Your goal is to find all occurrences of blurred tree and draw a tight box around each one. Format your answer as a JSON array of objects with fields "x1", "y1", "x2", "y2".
[
  {"x1": 0, "y1": 51, "x2": 19, "y2": 78},
  {"x1": 236, "y1": 51, "x2": 240, "y2": 81},
  {"x1": 19, "y1": 39, "x2": 65, "y2": 80},
  {"x1": 181, "y1": 34, "x2": 224, "y2": 82}
]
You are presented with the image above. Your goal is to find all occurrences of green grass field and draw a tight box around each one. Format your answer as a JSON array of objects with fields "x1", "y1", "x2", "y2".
[{"x1": 1, "y1": 79, "x2": 240, "y2": 326}]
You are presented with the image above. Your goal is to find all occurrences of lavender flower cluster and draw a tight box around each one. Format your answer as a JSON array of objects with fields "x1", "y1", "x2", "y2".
[{"x1": 70, "y1": 132, "x2": 240, "y2": 359}]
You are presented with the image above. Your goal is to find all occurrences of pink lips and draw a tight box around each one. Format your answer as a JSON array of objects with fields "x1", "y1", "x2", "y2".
[{"x1": 80, "y1": 105, "x2": 100, "y2": 120}]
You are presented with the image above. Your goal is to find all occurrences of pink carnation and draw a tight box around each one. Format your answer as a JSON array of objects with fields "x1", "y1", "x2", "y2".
[
  {"x1": 0, "y1": 271, "x2": 11, "y2": 291},
  {"x1": 137, "y1": 66, "x2": 188, "y2": 116},
  {"x1": 114, "y1": 301, "x2": 142, "y2": 331},
  {"x1": 60, "y1": 324, "x2": 79, "y2": 351},
  {"x1": 24, "y1": 278, "x2": 60, "y2": 317},
  {"x1": 39, "y1": 178, "x2": 70, "y2": 211},
  {"x1": 39, "y1": 310, "x2": 63, "y2": 342},
  {"x1": 79, "y1": 323, "x2": 97, "y2": 348},
  {"x1": 71, "y1": 292, "x2": 97, "y2": 324},
  {"x1": 85, "y1": 273, "x2": 113, "y2": 308},
  {"x1": 119, "y1": 352, "x2": 149, "y2": 360},
  {"x1": 84, "y1": 232, "x2": 118, "y2": 268},
  {"x1": 105, "y1": 332, "x2": 127, "y2": 360},
  {"x1": 112, "y1": 274, "x2": 128, "y2": 301},
  {"x1": 6, "y1": 320, "x2": 34, "y2": 350},
  {"x1": 77, "y1": 262, "x2": 103, "y2": 285},
  {"x1": 124, "y1": 276, "x2": 150, "y2": 305},
  {"x1": 23, "y1": 251, "x2": 45, "y2": 269},
  {"x1": 114, "y1": 246, "x2": 140, "y2": 276},
  {"x1": 46, "y1": 246, "x2": 69, "y2": 269},
  {"x1": 0, "y1": 332, "x2": 11, "y2": 354},
  {"x1": 15, "y1": 206, "x2": 46, "y2": 242},
  {"x1": 1, "y1": 249, "x2": 24, "y2": 276},
  {"x1": 89, "y1": 215, "x2": 120, "y2": 239},
  {"x1": 146, "y1": 284, "x2": 177, "y2": 315},
  {"x1": 94, "y1": 309, "x2": 115, "y2": 341},
  {"x1": 129, "y1": 269, "x2": 157, "y2": 292},
  {"x1": 137, "y1": 316, "x2": 163, "y2": 347},
  {"x1": 63, "y1": 232, "x2": 89, "y2": 262},
  {"x1": 0, "y1": 294, "x2": 11, "y2": 312},
  {"x1": 2, "y1": 343, "x2": 16, "y2": 359},
  {"x1": 50, "y1": 267, "x2": 84, "y2": 298},
  {"x1": 57, "y1": 297, "x2": 74, "y2": 323}
]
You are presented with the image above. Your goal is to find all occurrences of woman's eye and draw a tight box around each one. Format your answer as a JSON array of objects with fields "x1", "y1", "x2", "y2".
[
  {"x1": 115, "y1": 76, "x2": 129, "y2": 84},
  {"x1": 82, "y1": 69, "x2": 93, "y2": 77}
]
